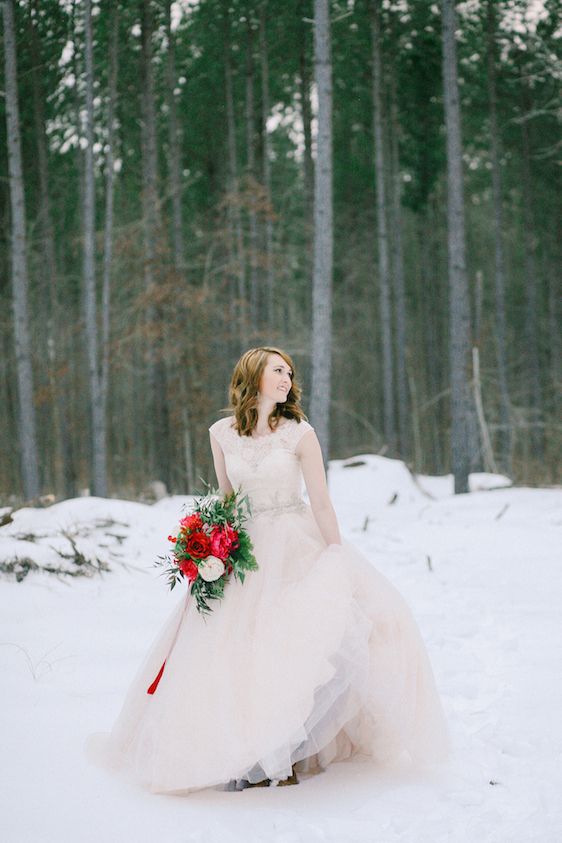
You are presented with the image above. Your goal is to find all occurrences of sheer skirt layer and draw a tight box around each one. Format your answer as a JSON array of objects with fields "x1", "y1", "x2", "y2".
[{"x1": 85, "y1": 506, "x2": 450, "y2": 793}]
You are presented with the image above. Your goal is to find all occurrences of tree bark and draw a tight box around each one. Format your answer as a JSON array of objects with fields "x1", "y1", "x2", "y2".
[
  {"x1": 223, "y1": 2, "x2": 246, "y2": 348},
  {"x1": 486, "y1": 0, "x2": 512, "y2": 477},
  {"x1": 165, "y1": 0, "x2": 186, "y2": 275},
  {"x1": 389, "y1": 68, "x2": 409, "y2": 461},
  {"x1": 472, "y1": 348, "x2": 497, "y2": 474},
  {"x1": 371, "y1": 1, "x2": 396, "y2": 453},
  {"x1": 416, "y1": 212, "x2": 442, "y2": 473},
  {"x1": 140, "y1": 0, "x2": 170, "y2": 488},
  {"x1": 259, "y1": 2, "x2": 275, "y2": 330},
  {"x1": 83, "y1": 0, "x2": 107, "y2": 496},
  {"x1": 547, "y1": 258, "x2": 561, "y2": 422},
  {"x1": 100, "y1": 1, "x2": 119, "y2": 495},
  {"x1": 298, "y1": 0, "x2": 314, "y2": 336},
  {"x1": 441, "y1": 0, "x2": 473, "y2": 493},
  {"x1": 165, "y1": 0, "x2": 196, "y2": 490},
  {"x1": 520, "y1": 117, "x2": 544, "y2": 458},
  {"x1": 140, "y1": 0, "x2": 160, "y2": 296},
  {"x1": 1, "y1": 0, "x2": 41, "y2": 498},
  {"x1": 299, "y1": 0, "x2": 314, "y2": 223},
  {"x1": 310, "y1": 0, "x2": 333, "y2": 469},
  {"x1": 245, "y1": 18, "x2": 260, "y2": 328},
  {"x1": 28, "y1": 0, "x2": 75, "y2": 497}
]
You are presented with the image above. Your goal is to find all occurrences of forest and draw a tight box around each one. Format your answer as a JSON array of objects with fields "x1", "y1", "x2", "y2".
[{"x1": 1, "y1": 0, "x2": 560, "y2": 503}]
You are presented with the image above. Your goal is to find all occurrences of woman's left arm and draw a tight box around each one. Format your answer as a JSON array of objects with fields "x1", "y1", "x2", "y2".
[{"x1": 296, "y1": 429, "x2": 342, "y2": 547}]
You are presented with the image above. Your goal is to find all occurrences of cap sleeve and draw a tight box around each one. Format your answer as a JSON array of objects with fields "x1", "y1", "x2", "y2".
[
  {"x1": 291, "y1": 419, "x2": 315, "y2": 451},
  {"x1": 208, "y1": 417, "x2": 231, "y2": 448}
]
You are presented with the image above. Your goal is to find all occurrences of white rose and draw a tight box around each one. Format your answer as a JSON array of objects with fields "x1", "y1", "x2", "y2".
[{"x1": 198, "y1": 555, "x2": 226, "y2": 582}]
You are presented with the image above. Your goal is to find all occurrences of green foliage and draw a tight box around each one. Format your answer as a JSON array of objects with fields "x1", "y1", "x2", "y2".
[
  {"x1": 1, "y1": 0, "x2": 560, "y2": 499},
  {"x1": 153, "y1": 485, "x2": 258, "y2": 618}
]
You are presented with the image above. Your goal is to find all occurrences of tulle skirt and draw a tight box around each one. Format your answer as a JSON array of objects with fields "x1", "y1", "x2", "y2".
[{"x1": 84, "y1": 505, "x2": 450, "y2": 793}]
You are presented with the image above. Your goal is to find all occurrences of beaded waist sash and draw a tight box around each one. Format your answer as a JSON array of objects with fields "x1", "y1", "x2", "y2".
[{"x1": 248, "y1": 497, "x2": 308, "y2": 519}]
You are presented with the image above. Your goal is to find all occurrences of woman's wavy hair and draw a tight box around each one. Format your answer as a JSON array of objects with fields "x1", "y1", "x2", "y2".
[{"x1": 221, "y1": 346, "x2": 308, "y2": 437}]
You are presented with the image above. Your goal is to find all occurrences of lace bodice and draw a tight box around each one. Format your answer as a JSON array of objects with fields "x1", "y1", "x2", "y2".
[{"x1": 208, "y1": 415, "x2": 315, "y2": 519}]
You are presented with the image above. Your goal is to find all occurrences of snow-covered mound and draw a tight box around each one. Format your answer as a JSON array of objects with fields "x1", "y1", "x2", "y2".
[
  {"x1": 1, "y1": 456, "x2": 561, "y2": 842},
  {"x1": 0, "y1": 457, "x2": 513, "y2": 581},
  {"x1": 0, "y1": 495, "x2": 196, "y2": 580},
  {"x1": 331, "y1": 453, "x2": 512, "y2": 507}
]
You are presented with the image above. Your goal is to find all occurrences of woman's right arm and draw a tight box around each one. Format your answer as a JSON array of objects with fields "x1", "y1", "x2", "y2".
[{"x1": 209, "y1": 432, "x2": 234, "y2": 496}]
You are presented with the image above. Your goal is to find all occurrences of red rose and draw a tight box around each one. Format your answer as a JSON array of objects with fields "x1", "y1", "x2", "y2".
[
  {"x1": 209, "y1": 524, "x2": 238, "y2": 560},
  {"x1": 178, "y1": 557, "x2": 199, "y2": 583},
  {"x1": 180, "y1": 513, "x2": 203, "y2": 533},
  {"x1": 224, "y1": 524, "x2": 239, "y2": 554},
  {"x1": 184, "y1": 531, "x2": 212, "y2": 559}
]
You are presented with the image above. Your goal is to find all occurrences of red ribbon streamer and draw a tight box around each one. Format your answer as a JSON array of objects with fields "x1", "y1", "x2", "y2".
[
  {"x1": 147, "y1": 659, "x2": 167, "y2": 694},
  {"x1": 146, "y1": 586, "x2": 192, "y2": 695}
]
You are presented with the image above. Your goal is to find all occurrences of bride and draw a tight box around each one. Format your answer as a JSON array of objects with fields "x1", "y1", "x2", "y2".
[{"x1": 85, "y1": 345, "x2": 450, "y2": 793}]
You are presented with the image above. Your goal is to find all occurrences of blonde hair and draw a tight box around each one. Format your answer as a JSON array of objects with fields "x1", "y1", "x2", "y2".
[{"x1": 222, "y1": 346, "x2": 308, "y2": 437}]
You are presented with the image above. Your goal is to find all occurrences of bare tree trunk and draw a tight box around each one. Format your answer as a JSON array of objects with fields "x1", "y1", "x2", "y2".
[
  {"x1": 310, "y1": 0, "x2": 333, "y2": 469},
  {"x1": 165, "y1": 0, "x2": 185, "y2": 275},
  {"x1": 441, "y1": 0, "x2": 473, "y2": 493},
  {"x1": 28, "y1": 7, "x2": 56, "y2": 332},
  {"x1": 408, "y1": 368, "x2": 423, "y2": 472},
  {"x1": 67, "y1": 0, "x2": 88, "y2": 497},
  {"x1": 0, "y1": 332, "x2": 19, "y2": 488},
  {"x1": 29, "y1": 0, "x2": 74, "y2": 497},
  {"x1": 1, "y1": 0, "x2": 41, "y2": 499},
  {"x1": 178, "y1": 375, "x2": 195, "y2": 493},
  {"x1": 472, "y1": 349, "x2": 497, "y2": 474},
  {"x1": 223, "y1": 2, "x2": 246, "y2": 348},
  {"x1": 370, "y1": 1, "x2": 396, "y2": 453},
  {"x1": 545, "y1": 246, "x2": 561, "y2": 483},
  {"x1": 486, "y1": 0, "x2": 512, "y2": 477},
  {"x1": 388, "y1": 69, "x2": 409, "y2": 461},
  {"x1": 82, "y1": 0, "x2": 107, "y2": 496},
  {"x1": 547, "y1": 258, "x2": 561, "y2": 420},
  {"x1": 245, "y1": 18, "x2": 260, "y2": 329},
  {"x1": 165, "y1": 1, "x2": 195, "y2": 488},
  {"x1": 140, "y1": 0, "x2": 159, "y2": 297},
  {"x1": 259, "y1": 2, "x2": 275, "y2": 330},
  {"x1": 416, "y1": 212, "x2": 444, "y2": 473},
  {"x1": 140, "y1": 0, "x2": 170, "y2": 488},
  {"x1": 298, "y1": 0, "x2": 314, "y2": 337},
  {"x1": 299, "y1": 0, "x2": 314, "y2": 223},
  {"x1": 100, "y1": 2, "x2": 119, "y2": 493},
  {"x1": 473, "y1": 270, "x2": 497, "y2": 473},
  {"x1": 520, "y1": 117, "x2": 544, "y2": 459}
]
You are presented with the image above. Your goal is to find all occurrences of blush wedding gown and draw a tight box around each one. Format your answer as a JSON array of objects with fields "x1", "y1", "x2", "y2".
[{"x1": 85, "y1": 415, "x2": 450, "y2": 793}]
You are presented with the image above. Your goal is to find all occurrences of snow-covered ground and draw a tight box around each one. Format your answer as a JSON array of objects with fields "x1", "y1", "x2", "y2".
[{"x1": 1, "y1": 455, "x2": 561, "y2": 843}]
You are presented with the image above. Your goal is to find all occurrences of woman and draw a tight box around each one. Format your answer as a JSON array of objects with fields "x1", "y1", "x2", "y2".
[{"x1": 85, "y1": 345, "x2": 450, "y2": 793}]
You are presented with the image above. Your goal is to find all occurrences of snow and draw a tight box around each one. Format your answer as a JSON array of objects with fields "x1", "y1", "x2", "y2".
[{"x1": 1, "y1": 454, "x2": 561, "y2": 842}]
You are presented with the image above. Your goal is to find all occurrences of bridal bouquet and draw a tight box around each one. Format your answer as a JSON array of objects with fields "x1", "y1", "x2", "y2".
[{"x1": 154, "y1": 486, "x2": 258, "y2": 617}]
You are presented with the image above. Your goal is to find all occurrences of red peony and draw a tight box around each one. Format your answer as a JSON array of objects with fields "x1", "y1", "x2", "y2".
[
  {"x1": 180, "y1": 513, "x2": 203, "y2": 533},
  {"x1": 178, "y1": 557, "x2": 199, "y2": 582},
  {"x1": 184, "y1": 531, "x2": 212, "y2": 559},
  {"x1": 210, "y1": 524, "x2": 240, "y2": 560},
  {"x1": 225, "y1": 523, "x2": 240, "y2": 551},
  {"x1": 153, "y1": 488, "x2": 259, "y2": 620}
]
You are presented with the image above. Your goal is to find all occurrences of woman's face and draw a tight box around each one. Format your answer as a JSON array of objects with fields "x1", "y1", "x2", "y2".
[{"x1": 258, "y1": 354, "x2": 293, "y2": 404}]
